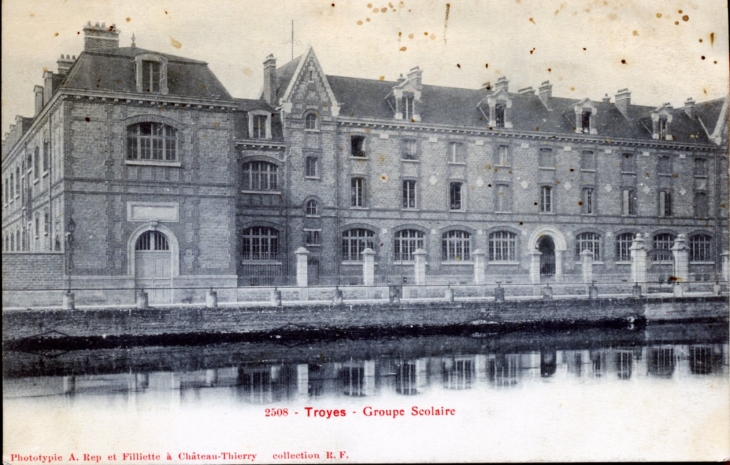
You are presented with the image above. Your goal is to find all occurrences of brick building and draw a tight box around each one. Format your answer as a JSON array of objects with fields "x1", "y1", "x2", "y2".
[{"x1": 3, "y1": 23, "x2": 728, "y2": 303}]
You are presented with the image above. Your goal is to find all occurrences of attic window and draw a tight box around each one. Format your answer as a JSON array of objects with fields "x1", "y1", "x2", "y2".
[
  {"x1": 134, "y1": 54, "x2": 169, "y2": 95},
  {"x1": 658, "y1": 117, "x2": 668, "y2": 139},
  {"x1": 143, "y1": 61, "x2": 160, "y2": 92},
  {"x1": 495, "y1": 104, "x2": 506, "y2": 128},
  {"x1": 404, "y1": 95, "x2": 415, "y2": 121},
  {"x1": 581, "y1": 110, "x2": 591, "y2": 133},
  {"x1": 248, "y1": 111, "x2": 271, "y2": 139}
]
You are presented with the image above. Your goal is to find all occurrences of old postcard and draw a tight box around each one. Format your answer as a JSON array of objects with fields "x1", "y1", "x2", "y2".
[{"x1": 2, "y1": 0, "x2": 729, "y2": 463}]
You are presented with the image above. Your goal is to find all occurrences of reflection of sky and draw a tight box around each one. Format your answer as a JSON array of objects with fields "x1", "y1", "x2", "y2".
[{"x1": 3, "y1": 341, "x2": 729, "y2": 462}]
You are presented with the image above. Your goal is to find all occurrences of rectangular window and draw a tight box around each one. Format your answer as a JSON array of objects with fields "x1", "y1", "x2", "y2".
[
  {"x1": 694, "y1": 158, "x2": 707, "y2": 177},
  {"x1": 694, "y1": 192, "x2": 708, "y2": 218},
  {"x1": 538, "y1": 148, "x2": 553, "y2": 168},
  {"x1": 402, "y1": 180, "x2": 417, "y2": 209},
  {"x1": 658, "y1": 117, "x2": 668, "y2": 139},
  {"x1": 402, "y1": 139, "x2": 417, "y2": 160},
  {"x1": 581, "y1": 187, "x2": 594, "y2": 214},
  {"x1": 34, "y1": 215, "x2": 40, "y2": 238},
  {"x1": 403, "y1": 96, "x2": 415, "y2": 121},
  {"x1": 657, "y1": 155, "x2": 671, "y2": 175},
  {"x1": 495, "y1": 184, "x2": 511, "y2": 212},
  {"x1": 658, "y1": 190, "x2": 672, "y2": 217},
  {"x1": 495, "y1": 104, "x2": 506, "y2": 128},
  {"x1": 142, "y1": 61, "x2": 160, "y2": 93},
  {"x1": 43, "y1": 141, "x2": 49, "y2": 172},
  {"x1": 621, "y1": 153, "x2": 635, "y2": 173},
  {"x1": 448, "y1": 142, "x2": 465, "y2": 164},
  {"x1": 622, "y1": 189, "x2": 635, "y2": 215},
  {"x1": 495, "y1": 145, "x2": 509, "y2": 167},
  {"x1": 351, "y1": 178, "x2": 365, "y2": 207},
  {"x1": 44, "y1": 211, "x2": 50, "y2": 235},
  {"x1": 351, "y1": 136, "x2": 365, "y2": 157},
  {"x1": 581, "y1": 110, "x2": 591, "y2": 133},
  {"x1": 252, "y1": 115, "x2": 268, "y2": 139},
  {"x1": 450, "y1": 182, "x2": 463, "y2": 210},
  {"x1": 580, "y1": 151, "x2": 596, "y2": 171},
  {"x1": 33, "y1": 148, "x2": 40, "y2": 178},
  {"x1": 305, "y1": 229, "x2": 322, "y2": 246},
  {"x1": 305, "y1": 157, "x2": 318, "y2": 177},
  {"x1": 540, "y1": 186, "x2": 553, "y2": 213}
]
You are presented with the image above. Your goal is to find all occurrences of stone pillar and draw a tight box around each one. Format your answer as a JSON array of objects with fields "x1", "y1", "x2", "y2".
[
  {"x1": 671, "y1": 234, "x2": 689, "y2": 285},
  {"x1": 295, "y1": 247, "x2": 309, "y2": 287},
  {"x1": 494, "y1": 283, "x2": 505, "y2": 302},
  {"x1": 445, "y1": 286, "x2": 455, "y2": 302},
  {"x1": 271, "y1": 288, "x2": 282, "y2": 306},
  {"x1": 543, "y1": 285, "x2": 553, "y2": 300},
  {"x1": 362, "y1": 248, "x2": 375, "y2": 286},
  {"x1": 62, "y1": 291, "x2": 76, "y2": 310},
  {"x1": 630, "y1": 234, "x2": 648, "y2": 288},
  {"x1": 136, "y1": 290, "x2": 148, "y2": 309},
  {"x1": 206, "y1": 289, "x2": 218, "y2": 308},
  {"x1": 588, "y1": 283, "x2": 599, "y2": 299},
  {"x1": 555, "y1": 250, "x2": 564, "y2": 283},
  {"x1": 580, "y1": 249, "x2": 594, "y2": 284},
  {"x1": 529, "y1": 249, "x2": 542, "y2": 284},
  {"x1": 721, "y1": 251, "x2": 729, "y2": 282},
  {"x1": 332, "y1": 287, "x2": 344, "y2": 306},
  {"x1": 473, "y1": 249, "x2": 486, "y2": 285},
  {"x1": 413, "y1": 248, "x2": 427, "y2": 285}
]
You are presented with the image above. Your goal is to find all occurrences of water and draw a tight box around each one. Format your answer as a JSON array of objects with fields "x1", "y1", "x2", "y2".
[{"x1": 3, "y1": 322, "x2": 729, "y2": 462}]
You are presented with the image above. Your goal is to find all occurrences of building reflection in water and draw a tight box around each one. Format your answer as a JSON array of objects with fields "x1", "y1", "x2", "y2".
[
  {"x1": 615, "y1": 349, "x2": 634, "y2": 380},
  {"x1": 340, "y1": 361, "x2": 375, "y2": 397},
  {"x1": 487, "y1": 354, "x2": 519, "y2": 388},
  {"x1": 541, "y1": 350, "x2": 557, "y2": 378},
  {"x1": 443, "y1": 356, "x2": 476, "y2": 390},
  {"x1": 688, "y1": 345, "x2": 725, "y2": 375},
  {"x1": 647, "y1": 346, "x2": 676, "y2": 379}
]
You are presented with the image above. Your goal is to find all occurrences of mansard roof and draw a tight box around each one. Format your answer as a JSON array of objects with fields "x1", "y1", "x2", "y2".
[{"x1": 61, "y1": 47, "x2": 232, "y2": 100}]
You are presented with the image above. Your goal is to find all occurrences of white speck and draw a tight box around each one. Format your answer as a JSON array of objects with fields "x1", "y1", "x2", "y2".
[
  {"x1": 521, "y1": 180, "x2": 529, "y2": 189},
  {"x1": 563, "y1": 182, "x2": 572, "y2": 190},
  {"x1": 604, "y1": 184, "x2": 612, "y2": 192},
  {"x1": 429, "y1": 175, "x2": 438, "y2": 185},
  {"x1": 679, "y1": 188, "x2": 686, "y2": 195},
  {"x1": 476, "y1": 177, "x2": 484, "y2": 187},
  {"x1": 643, "y1": 186, "x2": 651, "y2": 194}
]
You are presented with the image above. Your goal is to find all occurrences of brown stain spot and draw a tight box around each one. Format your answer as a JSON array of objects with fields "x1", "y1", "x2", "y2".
[
  {"x1": 126, "y1": 17, "x2": 131, "y2": 22},
  {"x1": 381, "y1": 7, "x2": 387, "y2": 12},
  {"x1": 678, "y1": 9, "x2": 683, "y2": 13},
  {"x1": 714, "y1": 61, "x2": 718, "y2": 64},
  {"x1": 674, "y1": 21, "x2": 679, "y2": 25},
  {"x1": 570, "y1": 86, "x2": 575, "y2": 91},
  {"x1": 556, "y1": 180, "x2": 561, "y2": 184},
  {"x1": 547, "y1": 68, "x2": 552, "y2": 72},
  {"x1": 701, "y1": 56, "x2": 706, "y2": 60},
  {"x1": 357, "y1": 20, "x2": 363, "y2": 25},
  {"x1": 165, "y1": 10, "x2": 168, "y2": 14},
  {"x1": 408, "y1": 33, "x2": 414, "y2": 39},
  {"x1": 672, "y1": 173, "x2": 679, "y2": 178},
  {"x1": 699, "y1": 38, "x2": 703, "y2": 42},
  {"x1": 578, "y1": 201, "x2": 583, "y2": 206},
  {"x1": 656, "y1": 13, "x2": 662, "y2": 18},
  {"x1": 485, "y1": 63, "x2": 489, "y2": 68},
  {"x1": 621, "y1": 59, "x2": 627, "y2": 64},
  {"x1": 519, "y1": 222, "x2": 524, "y2": 226},
  {"x1": 703, "y1": 88, "x2": 708, "y2": 95},
  {"x1": 569, "y1": 168, "x2": 575, "y2": 172},
  {"x1": 720, "y1": 203, "x2": 726, "y2": 209},
  {"x1": 530, "y1": 47, "x2": 535, "y2": 55},
  {"x1": 84, "y1": 117, "x2": 90, "y2": 122},
  {"x1": 582, "y1": 47, "x2": 586, "y2": 51},
  {"x1": 242, "y1": 67, "x2": 253, "y2": 76},
  {"x1": 430, "y1": 33, "x2": 436, "y2": 40},
  {"x1": 43, "y1": 67, "x2": 48, "y2": 72},
  {"x1": 633, "y1": 30, "x2": 639, "y2": 36},
  {"x1": 366, "y1": 18, "x2": 371, "y2": 22},
  {"x1": 535, "y1": 126, "x2": 540, "y2": 131},
  {"x1": 170, "y1": 36, "x2": 182, "y2": 49},
  {"x1": 379, "y1": 75, "x2": 385, "y2": 81},
  {"x1": 682, "y1": 15, "x2": 689, "y2": 21},
  {"x1": 380, "y1": 174, "x2": 388, "y2": 181},
  {"x1": 54, "y1": 32, "x2": 59, "y2": 37},
  {"x1": 367, "y1": 3, "x2": 372, "y2": 7},
  {"x1": 399, "y1": 46, "x2": 407, "y2": 52},
  {"x1": 529, "y1": 17, "x2": 536, "y2": 24},
  {"x1": 668, "y1": 275, "x2": 683, "y2": 283},
  {"x1": 534, "y1": 202, "x2": 538, "y2": 206},
  {"x1": 332, "y1": 3, "x2": 335, "y2": 6},
  {"x1": 710, "y1": 32, "x2": 715, "y2": 45},
  {"x1": 456, "y1": 63, "x2": 461, "y2": 68},
  {"x1": 373, "y1": 7, "x2": 378, "y2": 13}
]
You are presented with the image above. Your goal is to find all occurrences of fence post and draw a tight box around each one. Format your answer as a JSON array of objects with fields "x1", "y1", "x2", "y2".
[
  {"x1": 362, "y1": 248, "x2": 375, "y2": 286},
  {"x1": 494, "y1": 282, "x2": 505, "y2": 302},
  {"x1": 271, "y1": 287, "x2": 282, "y2": 306},
  {"x1": 295, "y1": 247, "x2": 309, "y2": 287},
  {"x1": 630, "y1": 233, "x2": 648, "y2": 293},
  {"x1": 62, "y1": 291, "x2": 76, "y2": 310},
  {"x1": 472, "y1": 249, "x2": 486, "y2": 285},
  {"x1": 721, "y1": 250, "x2": 729, "y2": 282},
  {"x1": 589, "y1": 281, "x2": 599, "y2": 299},
  {"x1": 542, "y1": 284, "x2": 553, "y2": 300},
  {"x1": 413, "y1": 248, "x2": 427, "y2": 285},
  {"x1": 136, "y1": 289, "x2": 148, "y2": 309},
  {"x1": 445, "y1": 285, "x2": 455, "y2": 302},
  {"x1": 206, "y1": 289, "x2": 218, "y2": 308},
  {"x1": 580, "y1": 249, "x2": 594, "y2": 284},
  {"x1": 332, "y1": 286, "x2": 344, "y2": 306},
  {"x1": 529, "y1": 249, "x2": 542, "y2": 284},
  {"x1": 671, "y1": 234, "x2": 689, "y2": 292}
]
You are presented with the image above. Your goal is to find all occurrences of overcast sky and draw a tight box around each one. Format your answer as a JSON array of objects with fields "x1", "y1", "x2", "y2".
[{"x1": 2, "y1": 0, "x2": 728, "y2": 135}]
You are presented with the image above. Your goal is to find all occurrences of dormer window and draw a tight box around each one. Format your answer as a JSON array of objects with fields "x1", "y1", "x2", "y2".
[
  {"x1": 495, "y1": 104, "x2": 506, "y2": 128},
  {"x1": 650, "y1": 104, "x2": 673, "y2": 140},
  {"x1": 134, "y1": 54, "x2": 168, "y2": 94},
  {"x1": 581, "y1": 110, "x2": 591, "y2": 133},
  {"x1": 143, "y1": 61, "x2": 160, "y2": 92},
  {"x1": 248, "y1": 111, "x2": 271, "y2": 139},
  {"x1": 573, "y1": 99, "x2": 597, "y2": 134},
  {"x1": 658, "y1": 117, "x2": 668, "y2": 139},
  {"x1": 403, "y1": 95, "x2": 415, "y2": 121}
]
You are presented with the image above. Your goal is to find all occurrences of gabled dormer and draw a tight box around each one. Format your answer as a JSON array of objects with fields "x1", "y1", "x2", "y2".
[
  {"x1": 651, "y1": 103, "x2": 674, "y2": 140},
  {"x1": 478, "y1": 77, "x2": 513, "y2": 129},
  {"x1": 573, "y1": 98, "x2": 598, "y2": 134},
  {"x1": 134, "y1": 53, "x2": 169, "y2": 95},
  {"x1": 389, "y1": 67, "x2": 423, "y2": 122}
]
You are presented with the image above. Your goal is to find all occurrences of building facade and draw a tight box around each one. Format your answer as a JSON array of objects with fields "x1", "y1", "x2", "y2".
[{"x1": 3, "y1": 22, "x2": 728, "y2": 303}]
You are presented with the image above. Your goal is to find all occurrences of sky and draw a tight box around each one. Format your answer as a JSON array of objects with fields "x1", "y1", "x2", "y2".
[{"x1": 2, "y1": 0, "x2": 728, "y2": 136}]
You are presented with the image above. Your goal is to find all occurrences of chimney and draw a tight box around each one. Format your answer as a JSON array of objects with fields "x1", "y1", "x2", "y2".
[
  {"x1": 684, "y1": 97, "x2": 696, "y2": 120},
  {"x1": 407, "y1": 66, "x2": 422, "y2": 88},
  {"x1": 263, "y1": 54, "x2": 277, "y2": 106},
  {"x1": 602, "y1": 93, "x2": 610, "y2": 103},
  {"x1": 34, "y1": 85, "x2": 44, "y2": 116},
  {"x1": 43, "y1": 71, "x2": 54, "y2": 106},
  {"x1": 83, "y1": 21, "x2": 120, "y2": 52},
  {"x1": 518, "y1": 86, "x2": 534, "y2": 95},
  {"x1": 57, "y1": 54, "x2": 75, "y2": 75},
  {"x1": 494, "y1": 76, "x2": 509, "y2": 92},
  {"x1": 615, "y1": 88, "x2": 631, "y2": 118},
  {"x1": 539, "y1": 81, "x2": 552, "y2": 109}
]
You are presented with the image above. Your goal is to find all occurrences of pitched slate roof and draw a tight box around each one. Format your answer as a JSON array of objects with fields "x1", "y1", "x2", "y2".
[
  {"x1": 323, "y1": 74, "x2": 716, "y2": 144},
  {"x1": 61, "y1": 47, "x2": 232, "y2": 100},
  {"x1": 274, "y1": 55, "x2": 302, "y2": 102}
]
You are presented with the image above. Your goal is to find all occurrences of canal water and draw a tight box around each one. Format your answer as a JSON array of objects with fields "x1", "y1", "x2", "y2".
[{"x1": 3, "y1": 322, "x2": 729, "y2": 462}]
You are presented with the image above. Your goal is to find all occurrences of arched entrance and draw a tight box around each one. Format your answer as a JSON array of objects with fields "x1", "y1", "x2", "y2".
[
  {"x1": 537, "y1": 235, "x2": 556, "y2": 277},
  {"x1": 135, "y1": 230, "x2": 172, "y2": 303}
]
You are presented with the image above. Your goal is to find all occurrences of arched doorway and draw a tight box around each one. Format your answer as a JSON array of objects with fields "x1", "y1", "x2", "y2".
[
  {"x1": 537, "y1": 235, "x2": 556, "y2": 278},
  {"x1": 135, "y1": 230, "x2": 172, "y2": 303}
]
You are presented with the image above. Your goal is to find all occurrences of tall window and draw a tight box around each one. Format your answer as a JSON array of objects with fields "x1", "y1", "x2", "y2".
[
  {"x1": 694, "y1": 158, "x2": 707, "y2": 177},
  {"x1": 142, "y1": 61, "x2": 161, "y2": 92},
  {"x1": 341, "y1": 229, "x2": 374, "y2": 261},
  {"x1": 136, "y1": 231, "x2": 170, "y2": 251},
  {"x1": 14, "y1": 168, "x2": 19, "y2": 196},
  {"x1": 580, "y1": 151, "x2": 596, "y2": 171},
  {"x1": 622, "y1": 189, "x2": 635, "y2": 216},
  {"x1": 488, "y1": 231, "x2": 516, "y2": 262},
  {"x1": 621, "y1": 153, "x2": 635, "y2": 173},
  {"x1": 658, "y1": 117, "x2": 668, "y2": 139},
  {"x1": 402, "y1": 139, "x2": 417, "y2": 160},
  {"x1": 694, "y1": 192, "x2": 708, "y2": 218},
  {"x1": 448, "y1": 142, "x2": 465, "y2": 163},
  {"x1": 305, "y1": 157, "x2": 318, "y2": 177},
  {"x1": 658, "y1": 190, "x2": 672, "y2": 217},
  {"x1": 495, "y1": 145, "x2": 509, "y2": 166},
  {"x1": 403, "y1": 95, "x2": 415, "y2": 121},
  {"x1": 305, "y1": 229, "x2": 322, "y2": 246},
  {"x1": 44, "y1": 210, "x2": 50, "y2": 235},
  {"x1": 242, "y1": 161, "x2": 278, "y2": 191},
  {"x1": 538, "y1": 148, "x2": 553, "y2": 168},
  {"x1": 657, "y1": 156, "x2": 671, "y2": 175},
  {"x1": 126, "y1": 123, "x2": 177, "y2": 161},
  {"x1": 43, "y1": 140, "x2": 49, "y2": 172},
  {"x1": 305, "y1": 113, "x2": 318, "y2": 130},
  {"x1": 242, "y1": 227, "x2": 279, "y2": 261},
  {"x1": 252, "y1": 115, "x2": 268, "y2": 139},
  {"x1": 351, "y1": 178, "x2": 365, "y2": 207},
  {"x1": 615, "y1": 232, "x2": 635, "y2": 262},
  {"x1": 653, "y1": 233, "x2": 674, "y2": 262},
  {"x1": 450, "y1": 182, "x2": 463, "y2": 210},
  {"x1": 442, "y1": 230, "x2": 471, "y2": 261},
  {"x1": 33, "y1": 147, "x2": 40, "y2": 178},
  {"x1": 305, "y1": 199, "x2": 319, "y2": 216},
  {"x1": 575, "y1": 232, "x2": 601, "y2": 260},
  {"x1": 34, "y1": 214, "x2": 40, "y2": 238},
  {"x1": 495, "y1": 104, "x2": 506, "y2": 128},
  {"x1": 351, "y1": 136, "x2": 365, "y2": 157},
  {"x1": 581, "y1": 110, "x2": 591, "y2": 133},
  {"x1": 495, "y1": 184, "x2": 512, "y2": 212},
  {"x1": 402, "y1": 180, "x2": 417, "y2": 209},
  {"x1": 540, "y1": 186, "x2": 553, "y2": 213},
  {"x1": 581, "y1": 188, "x2": 594, "y2": 214},
  {"x1": 689, "y1": 234, "x2": 712, "y2": 262},
  {"x1": 394, "y1": 229, "x2": 424, "y2": 261}
]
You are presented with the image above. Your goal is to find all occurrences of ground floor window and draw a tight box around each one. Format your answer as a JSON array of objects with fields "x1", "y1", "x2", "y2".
[
  {"x1": 615, "y1": 232, "x2": 635, "y2": 262},
  {"x1": 242, "y1": 227, "x2": 279, "y2": 261},
  {"x1": 341, "y1": 229, "x2": 374, "y2": 261},
  {"x1": 442, "y1": 230, "x2": 471, "y2": 261},
  {"x1": 393, "y1": 229, "x2": 424, "y2": 261},
  {"x1": 488, "y1": 231, "x2": 516, "y2": 261},
  {"x1": 689, "y1": 234, "x2": 712, "y2": 262},
  {"x1": 652, "y1": 233, "x2": 674, "y2": 262},
  {"x1": 575, "y1": 232, "x2": 600, "y2": 261}
]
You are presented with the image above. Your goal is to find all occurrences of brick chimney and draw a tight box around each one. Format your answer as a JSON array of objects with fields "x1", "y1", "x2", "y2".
[
  {"x1": 539, "y1": 81, "x2": 552, "y2": 109},
  {"x1": 34, "y1": 85, "x2": 44, "y2": 116},
  {"x1": 615, "y1": 88, "x2": 631, "y2": 118},
  {"x1": 83, "y1": 21, "x2": 119, "y2": 52},
  {"x1": 518, "y1": 86, "x2": 535, "y2": 95},
  {"x1": 494, "y1": 76, "x2": 509, "y2": 93},
  {"x1": 57, "y1": 55, "x2": 75, "y2": 75},
  {"x1": 407, "y1": 66, "x2": 423, "y2": 88},
  {"x1": 263, "y1": 54, "x2": 277, "y2": 106},
  {"x1": 684, "y1": 97, "x2": 696, "y2": 120},
  {"x1": 602, "y1": 94, "x2": 610, "y2": 103}
]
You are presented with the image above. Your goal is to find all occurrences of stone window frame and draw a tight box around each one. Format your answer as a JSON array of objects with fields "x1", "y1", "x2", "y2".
[
  {"x1": 538, "y1": 147, "x2": 555, "y2": 169},
  {"x1": 123, "y1": 114, "x2": 185, "y2": 167},
  {"x1": 693, "y1": 157, "x2": 708, "y2": 177},
  {"x1": 657, "y1": 154, "x2": 672, "y2": 176},
  {"x1": 248, "y1": 110, "x2": 272, "y2": 140},
  {"x1": 449, "y1": 181, "x2": 465, "y2": 211},
  {"x1": 581, "y1": 186, "x2": 596, "y2": 215},
  {"x1": 304, "y1": 228, "x2": 323, "y2": 247},
  {"x1": 341, "y1": 227, "x2": 376, "y2": 261},
  {"x1": 304, "y1": 198, "x2": 320, "y2": 217},
  {"x1": 392, "y1": 228, "x2": 426, "y2": 262},
  {"x1": 658, "y1": 189, "x2": 672, "y2": 217},
  {"x1": 693, "y1": 191, "x2": 709, "y2": 218},
  {"x1": 620, "y1": 151, "x2": 636, "y2": 174},
  {"x1": 241, "y1": 159, "x2": 280, "y2": 193},
  {"x1": 487, "y1": 228, "x2": 519, "y2": 263},
  {"x1": 574, "y1": 230, "x2": 603, "y2": 262},
  {"x1": 651, "y1": 231, "x2": 676, "y2": 263},
  {"x1": 493, "y1": 143, "x2": 511, "y2": 168},
  {"x1": 441, "y1": 228, "x2": 473, "y2": 262},
  {"x1": 651, "y1": 106, "x2": 674, "y2": 140},
  {"x1": 350, "y1": 135, "x2": 367, "y2": 158},
  {"x1": 447, "y1": 141, "x2": 466, "y2": 164},
  {"x1": 494, "y1": 182, "x2": 512, "y2": 213},
  {"x1": 614, "y1": 231, "x2": 637, "y2": 263},
  {"x1": 688, "y1": 232, "x2": 713, "y2": 263},
  {"x1": 304, "y1": 155, "x2": 319, "y2": 179},
  {"x1": 580, "y1": 150, "x2": 597, "y2": 172},
  {"x1": 304, "y1": 111, "x2": 320, "y2": 132},
  {"x1": 539, "y1": 184, "x2": 554, "y2": 213},
  {"x1": 241, "y1": 226, "x2": 281, "y2": 262},
  {"x1": 401, "y1": 138, "x2": 418, "y2": 161},
  {"x1": 621, "y1": 188, "x2": 636, "y2": 216},
  {"x1": 573, "y1": 99, "x2": 598, "y2": 135},
  {"x1": 134, "y1": 54, "x2": 169, "y2": 95},
  {"x1": 402, "y1": 179, "x2": 418, "y2": 210},
  {"x1": 350, "y1": 176, "x2": 366, "y2": 208}
]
